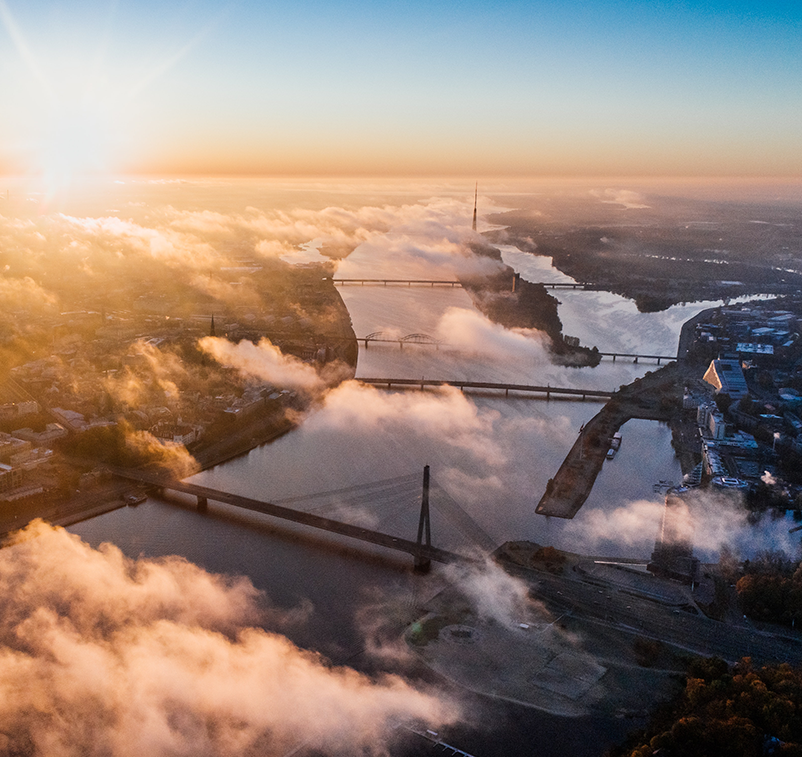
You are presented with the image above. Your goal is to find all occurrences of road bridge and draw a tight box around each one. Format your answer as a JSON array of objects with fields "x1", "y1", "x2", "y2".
[
  {"x1": 355, "y1": 338, "x2": 676, "y2": 363},
  {"x1": 109, "y1": 467, "x2": 478, "y2": 570},
  {"x1": 598, "y1": 352, "x2": 676, "y2": 365},
  {"x1": 332, "y1": 278, "x2": 462, "y2": 287},
  {"x1": 358, "y1": 377, "x2": 614, "y2": 400},
  {"x1": 331, "y1": 277, "x2": 595, "y2": 290}
]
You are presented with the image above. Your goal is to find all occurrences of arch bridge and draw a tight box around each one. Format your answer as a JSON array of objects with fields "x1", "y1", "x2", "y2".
[{"x1": 362, "y1": 332, "x2": 443, "y2": 348}]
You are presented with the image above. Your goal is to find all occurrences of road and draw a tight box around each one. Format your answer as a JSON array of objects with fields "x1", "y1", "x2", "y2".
[{"x1": 503, "y1": 559, "x2": 802, "y2": 665}]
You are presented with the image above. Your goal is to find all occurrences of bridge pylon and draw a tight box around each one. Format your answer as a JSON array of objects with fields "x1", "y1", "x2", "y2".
[{"x1": 414, "y1": 465, "x2": 432, "y2": 573}]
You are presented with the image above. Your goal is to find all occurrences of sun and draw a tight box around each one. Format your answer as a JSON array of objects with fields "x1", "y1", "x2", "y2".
[{"x1": 33, "y1": 99, "x2": 119, "y2": 188}]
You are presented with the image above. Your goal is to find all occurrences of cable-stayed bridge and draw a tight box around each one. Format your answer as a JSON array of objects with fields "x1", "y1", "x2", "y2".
[{"x1": 111, "y1": 467, "x2": 496, "y2": 571}]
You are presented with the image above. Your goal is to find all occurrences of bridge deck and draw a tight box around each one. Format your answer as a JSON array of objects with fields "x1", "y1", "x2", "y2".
[
  {"x1": 109, "y1": 468, "x2": 476, "y2": 566},
  {"x1": 358, "y1": 377, "x2": 614, "y2": 399},
  {"x1": 332, "y1": 278, "x2": 594, "y2": 289},
  {"x1": 333, "y1": 278, "x2": 461, "y2": 287},
  {"x1": 598, "y1": 352, "x2": 676, "y2": 363}
]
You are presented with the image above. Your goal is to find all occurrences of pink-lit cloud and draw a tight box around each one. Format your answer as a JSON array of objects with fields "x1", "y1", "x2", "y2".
[{"x1": 0, "y1": 521, "x2": 458, "y2": 757}]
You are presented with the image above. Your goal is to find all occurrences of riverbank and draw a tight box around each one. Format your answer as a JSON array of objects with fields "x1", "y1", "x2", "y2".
[
  {"x1": 463, "y1": 241, "x2": 600, "y2": 366},
  {"x1": 536, "y1": 363, "x2": 682, "y2": 518},
  {"x1": 0, "y1": 278, "x2": 360, "y2": 541}
]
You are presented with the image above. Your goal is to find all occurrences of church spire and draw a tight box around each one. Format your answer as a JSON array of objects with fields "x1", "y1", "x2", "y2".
[{"x1": 210, "y1": 314, "x2": 216, "y2": 337}]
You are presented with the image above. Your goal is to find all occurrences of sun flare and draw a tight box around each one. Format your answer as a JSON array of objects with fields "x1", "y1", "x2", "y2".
[{"x1": 34, "y1": 100, "x2": 118, "y2": 186}]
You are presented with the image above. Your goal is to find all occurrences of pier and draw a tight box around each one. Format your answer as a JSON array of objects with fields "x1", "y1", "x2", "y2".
[{"x1": 358, "y1": 377, "x2": 613, "y2": 400}]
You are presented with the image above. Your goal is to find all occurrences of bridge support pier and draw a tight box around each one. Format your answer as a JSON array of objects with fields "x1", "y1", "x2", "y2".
[
  {"x1": 414, "y1": 465, "x2": 432, "y2": 574},
  {"x1": 197, "y1": 496, "x2": 208, "y2": 513}
]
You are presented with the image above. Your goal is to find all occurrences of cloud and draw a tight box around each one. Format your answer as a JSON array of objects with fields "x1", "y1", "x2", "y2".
[
  {"x1": 198, "y1": 336, "x2": 348, "y2": 394},
  {"x1": 319, "y1": 381, "x2": 507, "y2": 470},
  {"x1": 591, "y1": 189, "x2": 650, "y2": 210},
  {"x1": 124, "y1": 428, "x2": 200, "y2": 478},
  {"x1": 565, "y1": 489, "x2": 799, "y2": 561},
  {"x1": 0, "y1": 274, "x2": 58, "y2": 310},
  {"x1": 285, "y1": 380, "x2": 575, "y2": 517},
  {"x1": 435, "y1": 307, "x2": 550, "y2": 362},
  {"x1": 0, "y1": 521, "x2": 458, "y2": 757},
  {"x1": 101, "y1": 340, "x2": 188, "y2": 409},
  {"x1": 444, "y1": 558, "x2": 544, "y2": 630}
]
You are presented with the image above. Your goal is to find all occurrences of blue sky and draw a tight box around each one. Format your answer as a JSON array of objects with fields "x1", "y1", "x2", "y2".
[{"x1": 1, "y1": 0, "x2": 800, "y2": 176}]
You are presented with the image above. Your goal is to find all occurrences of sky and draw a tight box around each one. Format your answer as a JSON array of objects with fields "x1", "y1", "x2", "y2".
[{"x1": 0, "y1": 0, "x2": 800, "y2": 178}]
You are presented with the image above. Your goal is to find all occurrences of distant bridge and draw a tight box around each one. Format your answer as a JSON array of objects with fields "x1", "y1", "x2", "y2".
[
  {"x1": 109, "y1": 467, "x2": 481, "y2": 570},
  {"x1": 358, "y1": 377, "x2": 614, "y2": 401},
  {"x1": 331, "y1": 278, "x2": 595, "y2": 290},
  {"x1": 360, "y1": 332, "x2": 443, "y2": 348},
  {"x1": 598, "y1": 352, "x2": 676, "y2": 365},
  {"x1": 332, "y1": 278, "x2": 462, "y2": 287},
  {"x1": 355, "y1": 336, "x2": 676, "y2": 363}
]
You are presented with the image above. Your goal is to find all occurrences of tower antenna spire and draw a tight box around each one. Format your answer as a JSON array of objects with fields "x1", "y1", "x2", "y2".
[{"x1": 471, "y1": 182, "x2": 478, "y2": 232}]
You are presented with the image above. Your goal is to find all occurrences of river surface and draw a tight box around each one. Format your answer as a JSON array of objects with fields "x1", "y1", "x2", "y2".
[{"x1": 67, "y1": 188, "x2": 755, "y2": 756}]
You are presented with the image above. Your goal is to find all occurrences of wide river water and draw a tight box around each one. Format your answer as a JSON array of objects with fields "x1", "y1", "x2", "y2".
[{"x1": 70, "y1": 237, "x2": 745, "y2": 756}]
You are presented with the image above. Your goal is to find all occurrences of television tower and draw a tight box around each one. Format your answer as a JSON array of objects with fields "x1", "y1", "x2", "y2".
[{"x1": 471, "y1": 182, "x2": 478, "y2": 232}]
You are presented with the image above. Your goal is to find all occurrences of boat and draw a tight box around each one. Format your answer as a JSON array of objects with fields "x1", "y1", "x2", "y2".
[
  {"x1": 124, "y1": 492, "x2": 147, "y2": 506},
  {"x1": 606, "y1": 432, "x2": 622, "y2": 460}
]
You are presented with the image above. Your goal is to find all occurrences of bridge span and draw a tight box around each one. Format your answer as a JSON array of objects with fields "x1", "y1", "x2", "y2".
[
  {"x1": 355, "y1": 336, "x2": 675, "y2": 363},
  {"x1": 109, "y1": 467, "x2": 477, "y2": 569},
  {"x1": 331, "y1": 277, "x2": 594, "y2": 290},
  {"x1": 598, "y1": 352, "x2": 676, "y2": 364},
  {"x1": 358, "y1": 377, "x2": 614, "y2": 400}
]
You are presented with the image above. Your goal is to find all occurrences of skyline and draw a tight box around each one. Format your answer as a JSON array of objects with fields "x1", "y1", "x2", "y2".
[{"x1": 0, "y1": 0, "x2": 801, "y2": 179}]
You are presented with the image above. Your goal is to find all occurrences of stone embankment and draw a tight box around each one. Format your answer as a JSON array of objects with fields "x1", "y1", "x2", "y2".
[{"x1": 536, "y1": 363, "x2": 682, "y2": 518}]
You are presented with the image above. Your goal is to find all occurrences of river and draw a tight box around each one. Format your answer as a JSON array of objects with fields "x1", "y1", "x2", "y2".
[{"x1": 66, "y1": 181, "x2": 748, "y2": 756}]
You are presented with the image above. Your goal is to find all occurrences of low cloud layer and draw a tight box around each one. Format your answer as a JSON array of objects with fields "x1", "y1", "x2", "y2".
[
  {"x1": 566, "y1": 489, "x2": 800, "y2": 561},
  {"x1": 198, "y1": 336, "x2": 349, "y2": 394},
  {"x1": 0, "y1": 522, "x2": 458, "y2": 757},
  {"x1": 444, "y1": 558, "x2": 544, "y2": 630},
  {"x1": 591, "y1": 189, "x2": 650, "y2": 210},
  {"x1": 435, "y1": 307, "x2": 550, "y2": 362},
  {"x1": 293, "y1": 380, "x2": 573, "y2": 514}
]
